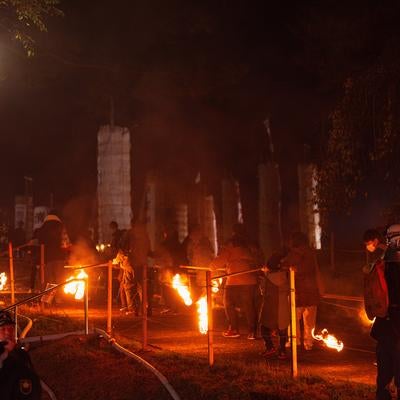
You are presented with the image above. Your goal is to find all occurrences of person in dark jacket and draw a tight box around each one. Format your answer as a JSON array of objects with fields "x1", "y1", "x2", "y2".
[
  {"x1": 0, "y1": 311, "x2": 41, "y2": 400},
  {"x1": 154, "y1": 228, "x2": 186, "y2": 314},
  {"x1": 260, "y1": 251, "x2": 290, "y2": 359},
  {"x1": 109, "y1": 221, "x2": 125, "y2": 258},
  {"x1": 184, "y1": 224, "x2": 214, "y2": 299},
  {"x1": 368, "y1": 225, "x2": 400, "y2": 400},
  {"x1": 36, "y1": 213, "x2": 70, "y2": 284},
  {"x1": 282, "y1": 232, "x2": 320, "y2": 350},
  {"x1": 211, "y1": 224, "x2": 262, "y2": 339}
]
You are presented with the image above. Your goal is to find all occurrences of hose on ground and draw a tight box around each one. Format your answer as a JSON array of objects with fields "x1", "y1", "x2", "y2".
[
  {"x1": 41, "y1": 380, "x2": 58, "y2": 400},
  {"x1": 95, "y1": 328, "x2": 181, "y2": 400},
  {"x1": 17, "y1": 314, "x2": 33, "y2": 339}
]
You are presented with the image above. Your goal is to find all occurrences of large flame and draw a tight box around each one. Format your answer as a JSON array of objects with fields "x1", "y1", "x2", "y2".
[
  {"x1": 64, "y1": 269, "x2": 88, "y2": 300},
  {"x1": 0, "y1": 272, "x2": 7, "y2": 290},
  {"x1": 312, "y1": 328, "x2": 344, "y2": 352},
  {"x1": 172, "y1": 274, "x2": 193, "y2": 306},
  {"x1": 171, "y1": 274, "x2": 213, "y2": 334},
  {"x1": 197, "y1": 296, "x2": 208, "y2": 334}
]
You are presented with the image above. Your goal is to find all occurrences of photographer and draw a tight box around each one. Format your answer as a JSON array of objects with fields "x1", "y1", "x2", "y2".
[{"x1": 0, "y1": 311, "x2": 41, "y2": 399}]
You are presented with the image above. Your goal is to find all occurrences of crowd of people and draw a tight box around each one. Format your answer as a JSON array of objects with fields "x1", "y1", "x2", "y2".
[
  {"x1": 7, "y1": 212, "x2": 322, "y2": 358},
  {"x1": 4, "y1": 209, "x2": 400, "y2": 399},
  {"x1": 3, "y1": 213, "x2": 322, "y2": 368},
  {"x1": 106, "y1": 218, "x2": 322, "y2": 361}
]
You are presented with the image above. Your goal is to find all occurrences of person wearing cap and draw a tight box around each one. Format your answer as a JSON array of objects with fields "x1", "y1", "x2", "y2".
[
  {"x1": 367, "y1": 226, "x2": 400, "y2": 400},
  {"x1": 36, "y1": 212, "x2": 70, "y2": 284},
  {"x1": 0, "y1": 311, "x2": 41, "y2": 399}
]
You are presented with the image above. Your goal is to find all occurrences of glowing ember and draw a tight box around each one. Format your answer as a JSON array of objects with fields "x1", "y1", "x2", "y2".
[
  {"x1": 172, "y1": 274, "x2": 192, "y2": 306},
  {"x1": 0, "y1": 272, "x2": 7, "y2": 290},
  {"x1": 64, "y1": 269, "x2": 88, "y2": 300},
  {"x1": 312, "y1": 328, "x2": 344, "y2": 352},
  {"x1": 197, "y1": 296, "x2": 208, "y2": 334}
]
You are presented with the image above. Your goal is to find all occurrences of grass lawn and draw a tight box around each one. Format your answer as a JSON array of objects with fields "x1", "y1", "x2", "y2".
[{"x1": 30, "y1": 334, "x2": 375, "y2": 400}]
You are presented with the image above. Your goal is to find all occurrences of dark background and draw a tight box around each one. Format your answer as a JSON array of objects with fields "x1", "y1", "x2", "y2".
[{"x1": 0, "y1": 0, "x2": 397, "y2": 243}]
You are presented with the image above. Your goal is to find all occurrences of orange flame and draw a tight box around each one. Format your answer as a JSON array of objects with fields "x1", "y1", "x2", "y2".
[
  {"x1": 0, "y1": 272, "x2": 7, "y2": 291},
  {"x1": 312, "y1": 328, "x2": 344, "y2": 352},
  {"x1": 64, "y1": 269, "x2": 88, "y2": 300},
  {"x1": 196, "y1": 296, "x2": 208, "y2": 334},
  {"x1": 172, "y1": 274, "x2": 193, "y2": 306}
]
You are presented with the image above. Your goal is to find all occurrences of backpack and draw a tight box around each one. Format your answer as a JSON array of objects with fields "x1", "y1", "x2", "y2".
[{"x1": 363, "y1": 258, "x2": 389, "y2": 320}]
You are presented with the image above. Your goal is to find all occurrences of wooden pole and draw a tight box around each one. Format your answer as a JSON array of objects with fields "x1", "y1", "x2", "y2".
[
  {"x1": 84, "y1": 276, "x2": 89, "y2": 335},
  {"x1": 40, "y1": 244, "x2": 45, "y2": 290},
  {"x1": 107, "y1": 260, "x2": 113, "y2": 335},
  {"x1": 289, "y1": 267, "x2": 298, "y2": 378},
  {"x1": 142, "y1": 265, "x2": 148, "y2": 350},
  {"x1": 8, "y1": 242, "x2": 15, "y2": 304},
  {"x1": 206, "y1": 270, "x2": 214, "y2": 367}
]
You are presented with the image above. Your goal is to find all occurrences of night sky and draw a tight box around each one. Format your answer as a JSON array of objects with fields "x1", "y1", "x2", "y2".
[{"x1": 0, "y1": 0, "x2": 397, "y2": 239}]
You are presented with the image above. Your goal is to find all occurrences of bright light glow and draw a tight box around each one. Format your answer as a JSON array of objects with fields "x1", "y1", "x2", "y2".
[
  {"x1": 196, "y1": 296, "x2": 208, "y2": 334},
  {"x1": 96, "y1": 243, "x2": 107, "y2": 252},
  {"x1": 211, "y1": 278, "x2": 222, "y2": 293},
  {"x1": 312, "y1": 328, "x2": 343, "y2": 352},
  {"x1": 172, "y1": 274, "x2": 192, "y2": 306},
  {"x1": 64, "y1": 269, "x2": 88, "y2": 300},
  {"x1": 0, "y1": 272, "x2": 7, "y2": 290}
]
